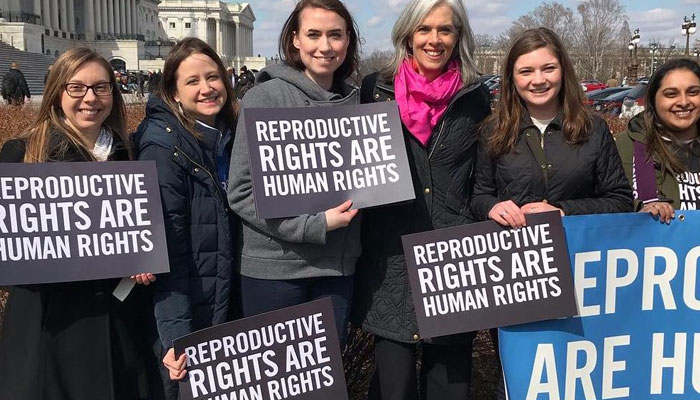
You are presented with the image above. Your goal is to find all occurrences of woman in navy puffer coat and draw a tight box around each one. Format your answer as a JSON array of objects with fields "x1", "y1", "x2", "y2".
[{"x1": 132, "y1": 38, "x2": 237, "y2": 399}]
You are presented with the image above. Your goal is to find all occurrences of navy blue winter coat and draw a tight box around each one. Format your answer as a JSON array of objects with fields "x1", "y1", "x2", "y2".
[{"x1": 132, "y1": 97, "x2": 236, "y2": 349}]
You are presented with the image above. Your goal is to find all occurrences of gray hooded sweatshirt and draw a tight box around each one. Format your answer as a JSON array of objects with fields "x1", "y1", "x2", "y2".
[{"x1": 227, "y1": 63, "x2": 361, "y2": 279}]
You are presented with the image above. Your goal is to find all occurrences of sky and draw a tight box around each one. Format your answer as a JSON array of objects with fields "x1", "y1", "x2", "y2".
[{"x1": 242, "y1": 0, "x2": 700, "y2": 58}]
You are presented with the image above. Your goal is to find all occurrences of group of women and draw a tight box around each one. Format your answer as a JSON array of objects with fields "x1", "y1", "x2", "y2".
[{"x1": 0, "y1": 0, "x2": 698, "y2": 398}]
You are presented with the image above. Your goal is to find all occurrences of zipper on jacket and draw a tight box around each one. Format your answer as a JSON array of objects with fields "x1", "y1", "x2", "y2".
[{"x1": 174, "y1": 145, "x2": 227, "y2": 200}]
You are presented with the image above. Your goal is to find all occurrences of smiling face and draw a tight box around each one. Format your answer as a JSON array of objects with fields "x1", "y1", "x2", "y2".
[
  {"x1": 513, "y1": 46, "x2": 563, "y2": 119},
  {"x1": 410, "y1": 4, "x2": 457, "y2": 81},
  {"x1": 655, "y1": 68, "x2": 700, "y2": 141},
  {"x1": 174, "y1": 52, "x2": 227, "y2": 126},
  {"x1": 293, "y1": 6, "x2": 349, "y2": 90},
  {"x1": 60, "y1": 60, "x2": 113, "y2": 142}
]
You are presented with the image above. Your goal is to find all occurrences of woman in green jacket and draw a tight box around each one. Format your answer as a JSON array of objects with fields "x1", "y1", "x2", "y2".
[{"x1": 616, "y1": 58, "x2": 700, "y2": 223}]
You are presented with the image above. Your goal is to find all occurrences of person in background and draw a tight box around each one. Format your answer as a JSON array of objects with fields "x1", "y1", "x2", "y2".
[
  {"x1": 616, "y1": 58, "x2": 700, "y2": 222},
  {"x1": 0, "y1": 47, "x2": 155, "y2": 400},
  {"x1": 227, "y1": 0, "x2": 361, "y2": 345},
  {"x1": 470, "y1": 27, "x2": 633, "y2": 399},
  {"x1": 351, "y1": 0, "x2": 490, "y2": 399},
  {"x1": 132, "y1": 37, "x2": 238, "y2": 399},
  {"x1": 1, "y1": 62, "x2": 31, "y2": 105},
  {"x1": 44, "y1": 64, "x2": 53, "y2": 85}
]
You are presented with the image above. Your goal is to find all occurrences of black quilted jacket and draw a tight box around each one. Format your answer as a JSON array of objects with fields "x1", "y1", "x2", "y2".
[{"x1": 352, "y1": 72, "x2": 491, "y2": 343}]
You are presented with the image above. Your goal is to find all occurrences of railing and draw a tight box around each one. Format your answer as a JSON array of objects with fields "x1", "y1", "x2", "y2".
[
  {"x1": 94, "y1": 33, "x2": 145, "y2": 41},
  {"x1": 0, "y1": 11, "x2": 41, "y2": 25}
]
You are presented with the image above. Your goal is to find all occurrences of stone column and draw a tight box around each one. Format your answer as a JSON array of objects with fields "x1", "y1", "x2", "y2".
[
  {"x1": 198, "y1": 17, "x2": 208, "y2": 44},
  {"x1": 41, "y1": 0, "x2": 50, "y2": 28},
  {"x1": 131, "y1": 0, "x2": 137, "y2": 36},
  {"x1": 85, "y1": 0, "x2": 95, "y2": 32},
  {"x1": 33, "y1": 0, "x2": 41, "y2": 22},
  {"x1": 50, "y1": 0, "x2": 59, "y2": 30},
  {"x1": 216, "y1": 18, "x2": 223, "y2": 55},
  {"x1": 101, "y1": 0, "x2": 108, "y2": 34},
  {"x1": 94, "y1": 0, "x2": 102, "y2": 34},
  {"x1": 59, "y1": 0, "x2": 67, "y2": 31},
  {"x1": 67, "y1": 0, "x2": 75, "y2": 32},
  {"x1": 125, "y1": 0, "x2": 131, "y2": 35},
  {"x1": 235, "y1": 22, "x2": 240, "y2": 66},
  {"x1": 107, "y1": 0, "x2": 114, "y2": 33},
  {"x1": 119, "y1": 0, "x2": 126, "y2": 34}
]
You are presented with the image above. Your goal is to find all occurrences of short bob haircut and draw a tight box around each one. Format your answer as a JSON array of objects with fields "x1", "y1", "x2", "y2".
[
  {"x1": 381, "y1": 0, "x2": 480, "y2": 86},
  {"x1": 487, "y1": 27, "x2": 591, "y2": 157},
  {"x1": 279, "y1": 0, "x2": 360, "y2": 83},
  {"x1": 642, "y1": 58, "x2": 700, "y2": 174},
  {"x1": 19, "y1": 47, "x2": 127, "y2": 162},
  {"x1": 158, "y1": 37, "x2": 237, "y2": 137}
]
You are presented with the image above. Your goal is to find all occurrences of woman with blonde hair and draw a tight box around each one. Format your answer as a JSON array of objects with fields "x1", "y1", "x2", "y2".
[
  {"x1": 351, "y1": 0, "x2": 490, "y2": 398},
  {"x1": 0, "y1": 47, "x2": 153, "y2": 400}
]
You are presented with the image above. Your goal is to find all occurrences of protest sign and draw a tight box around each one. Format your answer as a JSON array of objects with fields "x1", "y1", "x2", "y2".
[
  {"x1": 0, "y1": 161, "x2": 169, "y2": 285},
  {"x1": 402, "y1": 211, "x2": 576, "y2": 338},
  {"x1": 174, "y1": 298, "x2": 348, "y2": 400},
  {"x1": 499, "y1": 212, "x2": 700, "y2": 399},
  {"x1": 243, "y1": 102, "x2": 414, "y2": 218}
]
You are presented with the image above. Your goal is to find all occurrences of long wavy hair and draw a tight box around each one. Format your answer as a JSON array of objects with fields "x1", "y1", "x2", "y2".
[
  {"x1": 18, "y1": 47, "x2": 127, "y2": 162},
  {"x1": 279, "y1": 0, "x2": 360, "y2": 83},
  {"x1": 486, "y1": 28, "x2": 592, "y2": 157},
  {"x1": 641, "y1": 58, "x2": 700, "y2": 174},
  {"x1": 381, "y1": 0, "x2": 479, "y2": 86},
  {"x1": 157, "y1": 37, "x2": 238, "y2": 138}
]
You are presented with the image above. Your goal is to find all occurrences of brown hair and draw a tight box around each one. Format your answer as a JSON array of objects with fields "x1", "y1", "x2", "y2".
[
  {"x1": 157, "y1": 37, "x2": 237, "y2": 137},
  {"x1": 18, "y1": 47, "x2": 127, "y2": 162},
  {"x1": 279, "y1": 0, "x2": 360, "y2": 83},
  {"x1": 642, "y1": 58, "x2": 700, "y2": 174},
  {"x1": 486, "y1": 28, "x2": 592, "y2": 157}
]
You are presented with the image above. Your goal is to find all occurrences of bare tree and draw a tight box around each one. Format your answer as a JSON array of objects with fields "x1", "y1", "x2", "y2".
[
  {"x1": 503, "y1": 2, "x2": 576, "y2": 47},
  {"x1": 358, "y1": 49, "x2": 393, "y2": 79},
  {"x1": 575, "y1": 0, "x2": 627, "y2": 80}
]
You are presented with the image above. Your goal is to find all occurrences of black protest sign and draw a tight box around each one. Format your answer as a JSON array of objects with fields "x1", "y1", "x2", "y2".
[
  {"x1": 0, "y1": 161, "x2": 169, "y2": 285},
  {"x1": 174, "y1": 298, "x2": 348, "y2": 400},
  {"x1": 402, "y1": 211, "x2": 577, "y2": 338},
  {"x1": 244, "y1": 102, "x2": 414, "y2": 218}
]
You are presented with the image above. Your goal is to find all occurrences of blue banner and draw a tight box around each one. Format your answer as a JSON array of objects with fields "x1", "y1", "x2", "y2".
[{"x1": 500, "y1": 212, "x2": 700, "y2": 399}]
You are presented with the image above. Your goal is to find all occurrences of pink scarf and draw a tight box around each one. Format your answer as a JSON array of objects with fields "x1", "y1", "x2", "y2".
[{"x1": 394, "y1": 58, "x2": 462, "y2": 146}]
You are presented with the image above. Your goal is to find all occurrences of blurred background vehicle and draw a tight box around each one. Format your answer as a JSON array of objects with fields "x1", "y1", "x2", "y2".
[
  {"x1": 590, "y1": 84, "x2": 646, "y2": 117},
  {"x1": 584, "y1": 87, "x2": 631, "y2": 106},
  {"x1": 580, "y1": 79, "x2": 607, "y2": 92}
]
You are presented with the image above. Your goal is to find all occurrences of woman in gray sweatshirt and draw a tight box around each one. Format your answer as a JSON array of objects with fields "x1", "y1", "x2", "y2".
[{"x1": 227, "y1": 0, "x2": 361, "y2": 342}]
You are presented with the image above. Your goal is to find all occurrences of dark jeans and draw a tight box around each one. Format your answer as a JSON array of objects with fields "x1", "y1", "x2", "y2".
[
  {"x1": 238, "y1": 275, "x2": 353, "y2": 344},
  {"x1": 368, "y1": 336, "x2": 475, "y2": 400}
]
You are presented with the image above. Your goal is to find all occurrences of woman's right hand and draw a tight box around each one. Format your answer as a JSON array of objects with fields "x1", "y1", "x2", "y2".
[
  {"x1": 488, "y1": 200, "x2": 526, "y2": 228},
  {"x1": 325, "y1": 200, "x2": 358, "y2": 232},
  {"x1": 163, "y1": 347, "x2": 187, "y2": 380},
  {"x1": 640, "y1": 201, "x2": 675, "y2": 224}
]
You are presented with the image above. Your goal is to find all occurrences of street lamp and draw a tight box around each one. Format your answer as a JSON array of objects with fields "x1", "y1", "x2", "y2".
[
  {"x1": 682, "y1": 14, "x2": 697, "y2": 55},
  {"x1": 627, "y1": 28, "x2": 641, "y2": 85},
  {"x1": 694, "y1": 48, "x2": 700, "y2": 58},
  {"x1": 156, "y1": 38, "x2": 162, "y2": 59},
  {"x1": 649, "y1": 42, "x2": 659, "y2": 75}
]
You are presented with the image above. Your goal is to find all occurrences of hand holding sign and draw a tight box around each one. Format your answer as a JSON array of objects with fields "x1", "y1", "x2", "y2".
[{"x1": 325, "y1": 200, "x2": 358, "y2": 231}]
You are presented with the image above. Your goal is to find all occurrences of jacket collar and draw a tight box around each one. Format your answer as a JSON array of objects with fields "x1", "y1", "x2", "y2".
[{"x1": 518, "y1": 107, "x2": 563, "y2": 131}]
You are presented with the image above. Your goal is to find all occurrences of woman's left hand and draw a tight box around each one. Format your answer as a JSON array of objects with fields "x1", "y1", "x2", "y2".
[
  {"x1": 130, "y1": 273, "x2": 156, "y2": 285},
  {"x1": 521, "y1": 202, "x2": 565, "y2": 216}
]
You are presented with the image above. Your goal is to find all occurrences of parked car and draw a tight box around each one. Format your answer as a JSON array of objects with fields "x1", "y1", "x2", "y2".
[
  {"x1": 584, "y1": 87, "x2": 632, "y2": 106},
  {"x1": 591, "y1": 84, "x2": 646, "y2": 117},
  {"x1": 580, "y1": 80, "x2": 607, "y2": 92},
  {"x1": 619, "y1": 83, "x2": 648, "y2": 118}
]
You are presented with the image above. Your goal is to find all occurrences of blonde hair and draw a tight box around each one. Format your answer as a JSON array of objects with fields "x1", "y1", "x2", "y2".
[
  {"x1": 18, "y1": 47, "x2": 127, "y2": 162},
  {"x1": 381, "y1": 0, "x2": 479, "y2": 85}
]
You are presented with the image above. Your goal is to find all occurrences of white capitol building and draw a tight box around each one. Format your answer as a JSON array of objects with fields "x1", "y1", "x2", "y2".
[{"x1": 0, "y1": 0, "x2": 264, "y2": 72}]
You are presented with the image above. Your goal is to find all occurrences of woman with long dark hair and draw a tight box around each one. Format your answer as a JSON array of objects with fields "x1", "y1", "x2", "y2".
[
  {"x1": 227, "y1": 0, "x2": 361, "y2": 344},
  {"x1": 132, "y1": 37, "x2": 238, "y2": 398},
  {"x1": 0, "y1": 47, "x2": 153, "y2": 400},
  {"x1": 616, "y1": 58, "x2": 700, "y2": 221},
  {"x1": 351, "y1": 0, "x2": 491, "y2": 398}
]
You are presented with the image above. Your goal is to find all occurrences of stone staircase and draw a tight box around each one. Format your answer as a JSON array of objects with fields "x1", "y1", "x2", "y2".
[{"x1": 0, "y1": 42, "x2": 55, "y2": 96}]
